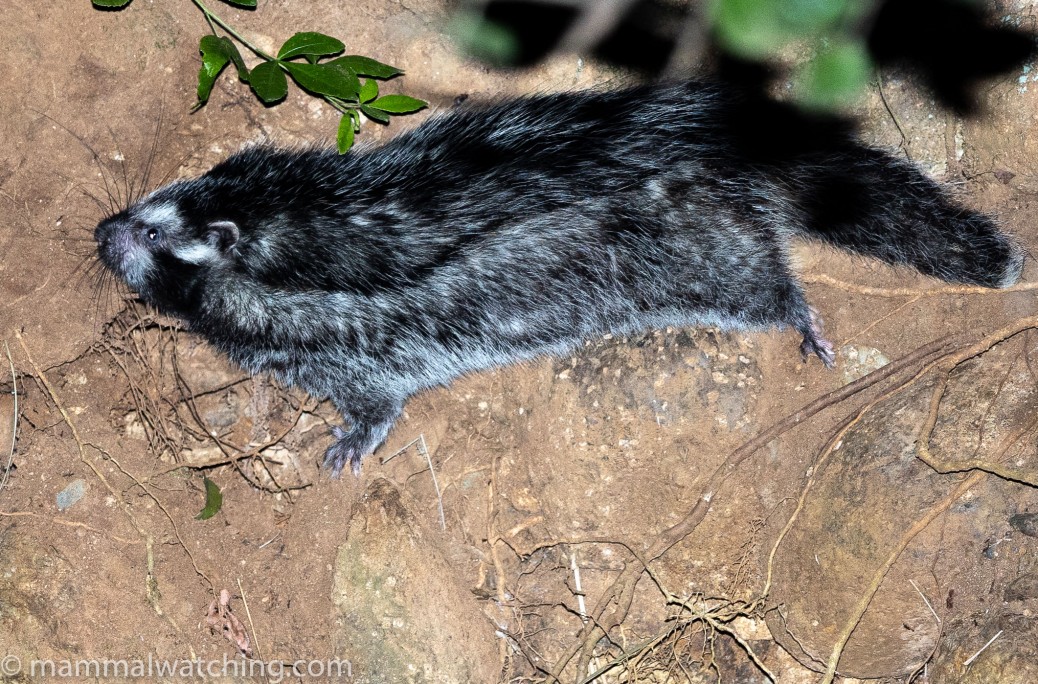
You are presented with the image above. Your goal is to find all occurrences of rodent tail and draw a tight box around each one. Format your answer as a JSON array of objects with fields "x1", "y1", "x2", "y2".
[{"x1": 790, "y1": 148, "x2": 1024, "y2": 288}]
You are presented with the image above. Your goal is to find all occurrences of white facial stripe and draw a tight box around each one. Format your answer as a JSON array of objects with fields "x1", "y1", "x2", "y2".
[
  {"x1": 137, "y1": 201, "x2": 181, "y2": 227},
  {"x1": 123, "y1": 250, "x2": 155, "y2": 289},
  {"x1": 174, "y1": 243, "x2": 220, "y2": 264}
]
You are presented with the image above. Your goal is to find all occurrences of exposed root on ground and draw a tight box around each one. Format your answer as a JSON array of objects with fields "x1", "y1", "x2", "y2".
[{"x1": 536, "y1": 315, "x2": 1038, "y2": 682}]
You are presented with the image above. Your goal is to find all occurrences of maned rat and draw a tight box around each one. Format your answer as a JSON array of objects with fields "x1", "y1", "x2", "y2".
[{"x1": 94, "y1": 80, "x2": 1024, "y2": 474}]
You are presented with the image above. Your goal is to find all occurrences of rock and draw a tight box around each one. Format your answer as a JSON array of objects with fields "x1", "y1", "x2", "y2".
[
  {"x1": 331, "y1": 478, "x2": 498, "y2": 683},
  {"x1": 1009, "y1": 512, "x2": 1038, "y2": 538},
  {"x1": 930, "y1": 615, "x2": 1038, "y2": 683},
  {"x1": 766, "y1": 342, "x2": 1038, "y2": 678},
  {"x1": 1004, "y1": 573, "x2": 1038, "y2": 602}
]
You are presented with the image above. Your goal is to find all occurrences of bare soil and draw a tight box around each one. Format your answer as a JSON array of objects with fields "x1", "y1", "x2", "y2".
[{"x1": 3, "y1": 2, "x2": 1038, "y2": 683}]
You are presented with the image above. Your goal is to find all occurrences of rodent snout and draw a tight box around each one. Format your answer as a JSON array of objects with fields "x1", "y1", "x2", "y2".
[
  {"x1": 94, "y1": 213, "x2": 139, "y2": 275},
  {"x1": 94, "y1": 216, "x2": 114, "y2": 248},
  {"x1": 94, "y1": 215, "x2": 123, "y2": 260}
]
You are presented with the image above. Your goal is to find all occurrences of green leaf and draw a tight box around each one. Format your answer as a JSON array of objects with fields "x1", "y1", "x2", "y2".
[
  {"x1": 197, "y1": 35, "x2": 234, "y2": 105},
  {"x1": 337, "y1": 114, "x2": 356, "y2": 153},
  {"x1": 448, "y1": 12, "x2": 520, "y2": 66},
  {"x1": 222, "y1": 39, "x2": 249, "y2": 81},
  {"x1": 249, "y1": 60, "x2": 288, "y2": 103},
  {"x1": 283, "y1": 62, "x2": 360, "y2": 100},
  {"x1": 796, "y1": 39, "x2": 873, "y2": 110},
  {"x1": 195, "y1": 477, "x2": 223, "y2": 520},
  {"x1": 710, "y1": 0, "x2": 868, "y2": 59},
  {"x1": 360, "y1": 104, "x2": 391, "y2": 123},
  {"x1": 277, "y1": 32, "x2": 345, "y2": 61},
  {"x1": 710, "y1": 0, "x2": 788, "y2": 58},
  {"x1": 776, "y1": 0, "x2": 851, "y2": 33},
  {"x1": 368, "y1": 94, "x2": 427, "y2": 114},
  {"x1": 326, "y1": 55, "x2": 403, "y2": 79},
  {"x1": 221, "y1": 0, "x2": 257, "y2": 7},
  {"x1": 92, "y1": 0, "x2": 133, "y2": 6},
  {"x1": 359, "y1": 78, "x2": 379, "y2": 103}
]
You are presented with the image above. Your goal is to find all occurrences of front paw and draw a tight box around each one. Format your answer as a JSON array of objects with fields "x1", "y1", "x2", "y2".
[{"x1": 324, "y1": 426, "x2": 372, "y2": 477}]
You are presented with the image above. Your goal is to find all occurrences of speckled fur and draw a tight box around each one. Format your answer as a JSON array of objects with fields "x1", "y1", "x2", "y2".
[{"x1": 94, "y1": 80, "x2": 1024, "y2": 474}]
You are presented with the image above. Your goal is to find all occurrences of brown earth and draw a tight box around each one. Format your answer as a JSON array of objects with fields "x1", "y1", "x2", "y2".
[{"x1": 2, "y1": 2, "x2": 1038, "y2": 683}]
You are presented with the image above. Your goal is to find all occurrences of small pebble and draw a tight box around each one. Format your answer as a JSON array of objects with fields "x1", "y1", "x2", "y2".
[{"x1": 56, "y1": 479, "x2": 87, "y2": 511}]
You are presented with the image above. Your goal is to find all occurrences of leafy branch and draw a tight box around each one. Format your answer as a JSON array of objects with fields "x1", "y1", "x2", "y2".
[
  {"x1": 710, "y1": 0, "x2": 876, "y2": 109},
  {"x1": 92, "y1": 0, "x2": 427, "y2": 151}
]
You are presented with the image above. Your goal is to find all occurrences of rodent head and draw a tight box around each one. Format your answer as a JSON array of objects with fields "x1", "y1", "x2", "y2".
[
  {"x1": 95, "y1": 145, "x2": 354, "y2": 321},
  {"x1": 94, "y1": 181, "x2": 241, "y2": 317}
]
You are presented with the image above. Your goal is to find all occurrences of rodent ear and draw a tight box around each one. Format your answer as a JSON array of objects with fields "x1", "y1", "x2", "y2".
[{"x1": 207, "y1": 220, "x2": 240, "y2": 254}]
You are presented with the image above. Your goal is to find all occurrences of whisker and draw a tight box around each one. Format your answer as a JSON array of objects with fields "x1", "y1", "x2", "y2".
[
  {"x1": 134, "y1": 100, "x2": 166, "y2": 205},
  {"x1": 30, "y1": 108, "x2": 123, "y2": 214},
  {"x1": 80, "y1": 186, "x2": 114, "y2": 218},
  {"x1": 70, "y1": 255, "x2": 99, "y2": 284}
]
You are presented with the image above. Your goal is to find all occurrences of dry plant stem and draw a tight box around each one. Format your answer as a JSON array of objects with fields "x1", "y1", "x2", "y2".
[
  {"x1": 801, "y1": 272, "x2": 1038, "y2": 298},
  {"x1": 876, "y1": 72, "x2": 908, "y2": 154},
  {"x1": 944, "y1": 110, "x2": 960, "y2": 177},
  {"x1": 908, "y1": 578, "x2": 941, "y2": 625},
  {"x1": 144, "y1": 536, "x2": 187, "y2": 641},
  {"x1": 418, "y1": 435, "x2": 447, "y2": 531},
  {"x1": 382, "y1": 435, "x2": 446, "y2": 529},
  {"x1": 97, "y1": 443, "x2": 214, "y2": 591},
  {"x1": 237, "y1": 577, "x2": 260, "y2": 658},
  {"x1": 0, "y1": 510, "x2": 138, "y2": 544},
  {"x1": 842, "y1": 294, "x2": 921, "y2": 344},
  {"x1": 820, "y1": 471, "x2": 985, "y2": 684},
  {"x1": 143, "y1": 402, "x2": 308, "y2": 481},
  {"x1": 964, "y1": 629, "x2": 1003, "y2": 667},
  {"x1": 486, "y1": 451, "x2": 511, "y2": 673},
  {"x1": 2, "y1": 340, "x2": 16, "y2": 494},
  {"x1": 550, "y1": 336, "x2": 961, "y2": 680},
  {"x1": 103, "y1": 338, "x2": 180, "y2": 459}
]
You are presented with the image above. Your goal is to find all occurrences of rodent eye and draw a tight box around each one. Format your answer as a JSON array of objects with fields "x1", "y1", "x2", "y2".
[{"x1": 146, "y1": 227, "x2": 159, "y2": 241}]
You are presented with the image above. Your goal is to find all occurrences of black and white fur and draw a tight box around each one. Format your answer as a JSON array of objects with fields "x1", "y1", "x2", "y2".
[{"x1": 94, "y1": 80, "x2": 1024, "y2": 475}]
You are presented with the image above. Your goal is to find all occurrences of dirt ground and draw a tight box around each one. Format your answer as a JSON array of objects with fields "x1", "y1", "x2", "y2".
[{"x1": 3, "y1": 1, "x2": 1038, "y2": 683}]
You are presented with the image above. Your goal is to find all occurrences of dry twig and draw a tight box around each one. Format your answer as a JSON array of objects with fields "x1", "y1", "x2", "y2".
[{"x1": 1, "y1": 340, "x2": 17, "y2": 495}]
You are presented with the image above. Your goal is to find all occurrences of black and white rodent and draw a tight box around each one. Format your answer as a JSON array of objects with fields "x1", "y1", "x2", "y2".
[{"x1": 94, "y1": 80, "x2": 1024, "y2": 475}]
